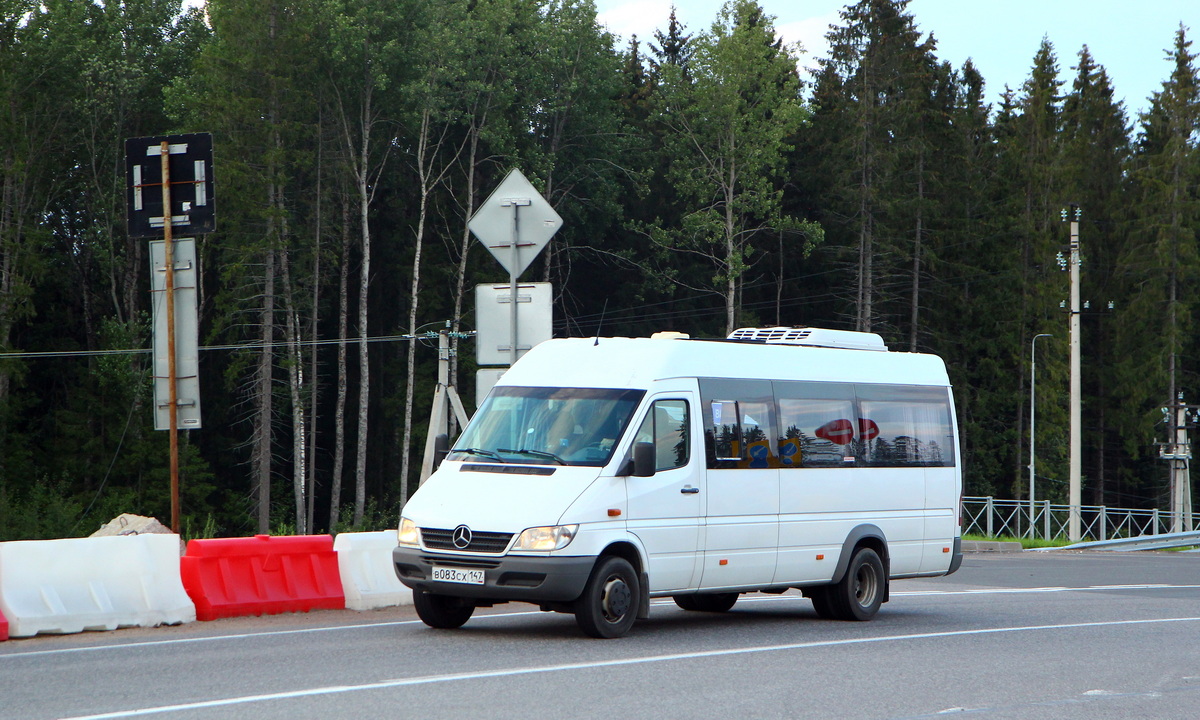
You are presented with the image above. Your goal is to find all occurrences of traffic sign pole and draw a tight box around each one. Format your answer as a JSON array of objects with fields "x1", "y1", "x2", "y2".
[
  {"x1": 160, "y1": 141, "x2": 180, "y2": 533},
  {"x1": 504, "y1": 197, "x2": 531, "y2": 366},
  {"x1": 468, "y1": 169, "x2": 562, "y2": 366},
  {"x1": 127, "y1": 131, "x2": 213, "y2": 533}
]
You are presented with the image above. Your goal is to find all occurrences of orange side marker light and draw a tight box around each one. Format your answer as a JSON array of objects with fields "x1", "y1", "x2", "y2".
[{"x1": 607, "y1": 509, "x2": 622, "y2": 517}]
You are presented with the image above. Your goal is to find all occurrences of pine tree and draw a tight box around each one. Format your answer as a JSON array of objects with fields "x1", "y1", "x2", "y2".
[
  {"x1": 990, "y1": 38, "x2": 1072, "y2": 500},
  {"x1": 1059, "y1": 45, "x2": 1131, "y2": 505},
  {"x1": 1112, "y1": 26, "x2": 1200, "y2": 509},
  {"x1": 652, "y1": 0, "x2": 820, "y2": 334},
  {"x1": 804, "y1": 0, "x2": 944, "y2": 338}
]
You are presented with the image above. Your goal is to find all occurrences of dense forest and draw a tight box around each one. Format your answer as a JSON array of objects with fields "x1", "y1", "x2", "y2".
[{"x1": 0, "y1": 0, "x2": 1197, "y2": 541}]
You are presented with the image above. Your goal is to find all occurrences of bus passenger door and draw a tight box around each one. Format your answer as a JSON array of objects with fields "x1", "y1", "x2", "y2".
[
  {"x1": 625, "y1": 395, "x2": 703, "y2": 592},
  {"x1": 697, "y1": 383, "x2": 780, "y2": 589}
]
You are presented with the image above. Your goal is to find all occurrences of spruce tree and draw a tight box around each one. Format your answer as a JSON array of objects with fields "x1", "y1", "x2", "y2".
[{"x1": 1112, "y1": 26, "x2": 1200, "y2": 509}]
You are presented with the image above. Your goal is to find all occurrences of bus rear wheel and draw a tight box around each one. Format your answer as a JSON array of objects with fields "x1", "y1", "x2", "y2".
[
  {"x1": 673, "y1": 592, "x2": 738, "y2": 612},
  {"x1": 827, "y1": 547, "x2": 884, "y2": 621}
]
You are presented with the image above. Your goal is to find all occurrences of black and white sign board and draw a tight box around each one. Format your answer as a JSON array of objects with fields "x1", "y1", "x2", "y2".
[{"x1": 125, "y1": 133, "x2": 215, "y2": 238}]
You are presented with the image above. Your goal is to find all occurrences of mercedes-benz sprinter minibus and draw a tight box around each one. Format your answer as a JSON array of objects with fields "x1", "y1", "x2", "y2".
[{"x1": 393, "y1": 328, "x2": 963, "y2": 638}]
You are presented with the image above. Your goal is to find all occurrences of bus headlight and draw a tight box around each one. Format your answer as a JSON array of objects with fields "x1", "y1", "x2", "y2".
[
  {"x1": 512, "y1": 524, "x2": 578, "y2": 551},
  {"x1": 397, "y1": 517, "x2": 420, "y2": 547}
]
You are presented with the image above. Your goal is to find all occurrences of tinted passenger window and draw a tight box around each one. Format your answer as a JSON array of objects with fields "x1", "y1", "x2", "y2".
[
  {"x1": 775, "y1": 382, "x2": 857, "y2": 468},
  {"x1": 699, "y1": 379, "x2": 776, "y2": 469},
  {"x1": 856, "y1": 385, "x2": 955, "y2": 467},
  {"x1": 632, "y1": 400, "x2": 690, "y2": 471}
]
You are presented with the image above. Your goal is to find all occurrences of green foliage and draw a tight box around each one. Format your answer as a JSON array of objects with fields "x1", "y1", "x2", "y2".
[
  {"x1": 962, "y1": 533, "x2": 1071, "y2": 549},
  {"x1": 0, "y1": 0, "x2": 1198, "y2": 541},
  {"x1": 332, "y1": 497, "x2": 397, "y2": 535},
  {"x1": 652, "y1": 0, "x2": 821, "y2": 333}
]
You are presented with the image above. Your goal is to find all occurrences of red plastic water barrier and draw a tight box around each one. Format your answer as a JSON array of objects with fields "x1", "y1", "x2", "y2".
[
  {"x1": 0, "y1": 605, "x2": 9, "y2": 641},
  {"x1": 181, "y1": 534, "x2": 345, "y2": 621}
]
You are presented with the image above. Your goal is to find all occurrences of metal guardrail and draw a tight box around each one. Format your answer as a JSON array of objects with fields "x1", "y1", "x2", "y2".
[
  {"x1": 1059, "y1": 531, "x2": 1200, "y2": 551},
  {"x1": 962, "y1": 496, "x2": 1170, "y2": 542}
]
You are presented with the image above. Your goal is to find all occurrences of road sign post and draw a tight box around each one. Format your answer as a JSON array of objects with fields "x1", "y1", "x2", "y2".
[
  {"x1": 468, "y1": 169, "x2": 562, "y2": 369},
  {"x1": 126, "y1": 133, "x2": 215, "y2": 533}
]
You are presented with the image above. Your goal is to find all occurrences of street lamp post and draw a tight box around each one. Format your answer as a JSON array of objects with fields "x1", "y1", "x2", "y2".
[{"x1": 1030, "y1": 333, "x2": 1053, "y2": 538}]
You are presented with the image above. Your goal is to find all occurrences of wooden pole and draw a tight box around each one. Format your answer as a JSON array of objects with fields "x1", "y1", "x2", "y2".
[{"x1": 160, "y1": 141, "x2": 180, "y2": 533}]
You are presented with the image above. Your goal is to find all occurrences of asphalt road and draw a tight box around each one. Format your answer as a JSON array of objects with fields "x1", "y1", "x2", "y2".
[{"x1": 3, "y1": 551, "x2": 1199, "y2": 720}]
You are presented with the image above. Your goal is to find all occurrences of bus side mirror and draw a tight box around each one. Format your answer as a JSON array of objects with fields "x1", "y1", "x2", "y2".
[
  {"x1": 433, "y1": 433, "x2": 449, "y2": 470},
  {"x1": 633, "y1": 441, "x2": 656, "y2": 477}
]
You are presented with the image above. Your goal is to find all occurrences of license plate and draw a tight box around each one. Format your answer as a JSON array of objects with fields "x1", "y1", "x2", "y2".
[{"x1": 432, "y1": 566, "x2": 485, "y2": 585}]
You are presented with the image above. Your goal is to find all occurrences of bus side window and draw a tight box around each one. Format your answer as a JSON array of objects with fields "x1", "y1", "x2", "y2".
[
  {"x1": 633, "y1": 400, "x2": 690, "y2": 471},
  {"x1": 855, "y1": 385, "x2": 956, "y2": 467},
  {"x1": 774, "y1": 381, "x2": 858, "y2": 468},
  {"x1": 699, "y1": 379, "x2": 777, "y2": 469}
]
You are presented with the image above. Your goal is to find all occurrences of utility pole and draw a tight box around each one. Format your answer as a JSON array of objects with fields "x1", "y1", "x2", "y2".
[
  {"x1": 1159, "y1": 395, "x2": 1195, "y2": 533},
  {"x1": 1063, "y1": 205, "x2": 1082, "y2": 542},
  {"x1": 418, "y1": 323, "x2": 472, "y2": 487}
]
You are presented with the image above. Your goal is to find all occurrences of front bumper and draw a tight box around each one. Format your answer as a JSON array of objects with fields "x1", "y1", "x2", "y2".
[{"x1": 392, "y1": 545, "x2": 595, "y2": 603}]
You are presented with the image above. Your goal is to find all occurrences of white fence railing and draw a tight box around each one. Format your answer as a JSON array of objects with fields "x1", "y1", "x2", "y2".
[{"x1": 962, "y1": 496, "x2": 1166, "y2": 541}]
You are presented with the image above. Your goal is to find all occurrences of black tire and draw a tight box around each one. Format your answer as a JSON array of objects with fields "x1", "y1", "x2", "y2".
[
  {"x1": 574, "y1": 556, "x2": 640, "y2": 638},
  {"x1": 808, "y1": 587, "x2": 837, "y2": 619},
  {"x1": 673, "y1": 592, "x2": 738, "y2": 612},
  {"x1": 413, "y1": 589, "x2": 475, "y2": 629},
  {"x1": 828, "y1": 547, "x2": 885, "y2": 621},
  {"x1": 672, "y1": 594, "x2": 701, "y2": 611}
]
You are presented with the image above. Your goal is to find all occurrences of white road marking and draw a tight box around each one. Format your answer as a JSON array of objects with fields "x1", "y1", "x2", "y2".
[
  {"x1": 57, "y1": 615, "x2": 1200, "y2": 719},
  {"x1": 2, "y1": 583, "x2": 1195, "y2": 660}
]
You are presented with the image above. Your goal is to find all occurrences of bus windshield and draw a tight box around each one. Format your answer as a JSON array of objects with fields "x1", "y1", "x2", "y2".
[{"x1": 449, "y1": 387, "x2": 645, "y2": 467}]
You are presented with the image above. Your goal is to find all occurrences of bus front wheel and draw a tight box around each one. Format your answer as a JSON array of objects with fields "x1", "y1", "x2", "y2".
[
  {"x1": 575, "y1": 556, "x2": 640, "y2": 638},
  {"x1": 413, "y1": 589, "x2": 475, "y2": 629}
]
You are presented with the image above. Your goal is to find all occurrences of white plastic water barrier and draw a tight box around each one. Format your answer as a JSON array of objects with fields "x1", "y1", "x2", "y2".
[
  {"x1": 334, "y1": 530, "x2": 413, "y2": 610},
  {"x1": 0, "y1": 534, "x2": 196, "y2": 637}
]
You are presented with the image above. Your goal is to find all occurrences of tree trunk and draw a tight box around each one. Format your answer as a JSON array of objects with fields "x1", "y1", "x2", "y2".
[
  {"x1": 355, "y1": 131, "x2": 371, "y2": 526},
  {"x1": 330, "y1": 197, "x2": 351, "y2": 530},
  {"x1": 306, "y1": 170, "x2": 322, "y2": 533},
  {"x1": 909, "y1": 151, "x2": 925, "y2": 352},
  {"x1": 449, "y1": 122, "x2": 482, "y2": 435},
  {"x1": 281, "y1": 248, "x2": 306, "y2": 534},
  {"x1": 254, "y1": 242, "x2": 276, "y2": 534},
  {"x1": 400, "y1": 111, "x2": 434, "y2": 502}
]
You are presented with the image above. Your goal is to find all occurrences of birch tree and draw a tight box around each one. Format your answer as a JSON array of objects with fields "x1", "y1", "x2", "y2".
[
  {"x1": 654, "y1": 0, "x2": 820, "y2": 334},
  {"x1": 325, "y1": 0, "x2": 409, "y2": 524}
]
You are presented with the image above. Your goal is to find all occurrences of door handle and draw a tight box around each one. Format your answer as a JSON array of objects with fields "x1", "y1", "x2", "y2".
[{"x1": 680, "y1": 486, "x2": 700, "y2": 494}]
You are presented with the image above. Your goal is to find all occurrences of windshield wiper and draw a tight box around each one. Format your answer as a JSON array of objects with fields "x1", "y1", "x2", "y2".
[
  {"x1": 456, "y1": 448, "x2": 506, "y2": 462},
  {"x1": 497, "y1": 448, "x2": 567, "y2": 465}
]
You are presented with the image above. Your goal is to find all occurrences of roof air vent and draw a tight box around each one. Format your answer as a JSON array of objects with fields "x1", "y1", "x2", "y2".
[{"x1": 727, "y1": 326, "x2": 888, "y2": 352}]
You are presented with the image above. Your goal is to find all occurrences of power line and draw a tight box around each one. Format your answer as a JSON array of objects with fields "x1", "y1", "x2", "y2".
[{"x1": 0, "y1": 333, "x2": 425, "y2": 360}]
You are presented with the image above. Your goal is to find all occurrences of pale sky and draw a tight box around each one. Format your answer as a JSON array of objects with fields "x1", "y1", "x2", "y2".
[{"x1": 595, "y1": 0, "x2": 1200, "y2": 119}]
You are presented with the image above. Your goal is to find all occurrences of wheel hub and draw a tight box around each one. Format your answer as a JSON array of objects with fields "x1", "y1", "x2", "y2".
[
  {"x1": 602, "y1": 577, "x2": 632, "y2": 620},
  {"x1": 854, "y1": 565, "x2": 878, "y2": 606}
]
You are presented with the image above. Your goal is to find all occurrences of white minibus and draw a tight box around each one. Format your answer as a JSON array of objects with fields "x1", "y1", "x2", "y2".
[{"x1": 393, "y1": 327, "x2": 963, "y2": 638}]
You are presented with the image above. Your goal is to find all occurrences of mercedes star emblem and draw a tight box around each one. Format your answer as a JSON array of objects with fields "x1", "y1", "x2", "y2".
[{"x1": 452, "y1": 524, "x2": 472, "y2": 549}]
